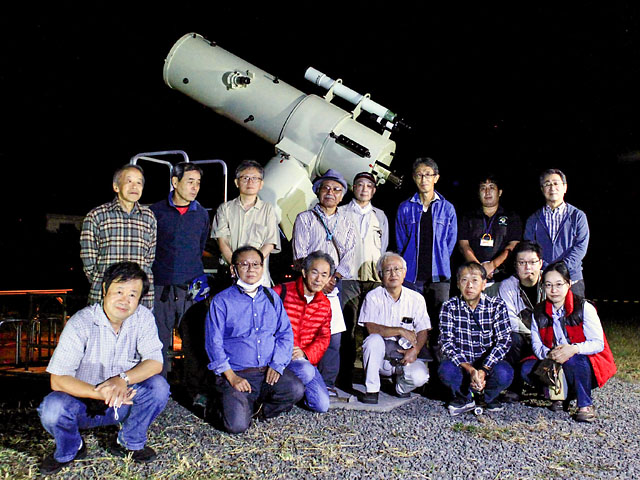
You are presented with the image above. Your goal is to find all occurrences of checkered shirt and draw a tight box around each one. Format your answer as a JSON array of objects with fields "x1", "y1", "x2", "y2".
[
  {"x1": 80, "y1": 198, "x2": 157, "y2": 308},
  {"x1": 46, "y1": 303, "x2": 164, "y2": 385},
  {"x1": 543, "y1": 202, "x2": 567, "y2": 242},
  {"x1": 439, "y1": 294, "x2": 512, "y2": 369}
]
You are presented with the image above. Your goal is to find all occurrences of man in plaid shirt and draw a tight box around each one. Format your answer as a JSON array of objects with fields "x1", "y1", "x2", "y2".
[
  {"x1": 438, "y1": 261, "x2": 513, "y2": 415},
  {"x1": 80, "y1": 164, "x2": 157, "y2": 309}
]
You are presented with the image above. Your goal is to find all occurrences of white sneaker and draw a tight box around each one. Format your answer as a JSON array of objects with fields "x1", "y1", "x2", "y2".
[{"x1": 447, "y1": 400, "x2": 476, "y2": 416}]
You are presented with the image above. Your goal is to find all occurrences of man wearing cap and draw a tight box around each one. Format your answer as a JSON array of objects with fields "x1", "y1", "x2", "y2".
[
  {"x1": 292, "y1": 169, "x2": 357, "y2": 395},
  {"x1": 338, "y1": 171, "x2": 389, "y2": 390}
]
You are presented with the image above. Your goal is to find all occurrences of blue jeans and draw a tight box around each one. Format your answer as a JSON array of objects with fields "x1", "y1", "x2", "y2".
[
  {"x1": 213, "y1": 368, "x2": 304, "y2": 434},
  {"x1": 438, "y1": 359, "x2": 513, "y2": 405},
  {"x1": 286, "y1": 359, "x2": 330, "y2": 413},
  {"x1": 521, "y1": 354, "x2": 594, "y2": 407},
  {"x1": 38, "y1": 375, "x2": 170, "y2": 462},
  {"x1": 317, "y1": 333, "x2": 341, "y2": 388}
]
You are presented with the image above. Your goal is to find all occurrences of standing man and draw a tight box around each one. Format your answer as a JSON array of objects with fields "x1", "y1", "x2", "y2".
[
  {"x1": 358, "y1": 252, "x2": 431, "y2": 404},
  {"x1": 38, "y1": 262, "x2": 169, "y2": 475},
  {"x1": 212, "y1": 160, "x2": 281, "y2": 287},
  {"x1": 524, "y1": 169, "x2": 589, "y2": 296},
  {"x1": 438, "y1": 262, "x2": 513, "y2": 415},
  {"x1": 496, "y1": 240, "x2": 545, "y2": 401},
  {"x1": 292, "y1": 169, "x2": 357, "y2": 395},
  {"x1": 150, "y1": 162, "x2": 210, "y2": 380},
  {"x1": 458, "y1": 174, "x2": 522, "y2": 283},
  {"x1": 80, "y1": 164, "x2": 156, "y2": 309},
  {"x1": 273, "y1": 251, "x2": 335, "y2": 413},
  {"x1": 205, "y1": 246, "x2": 304, "y2": 434},
  {"x1": 396, "y1": 157, "x2": 457, "y2": 351},
  {"x1": 339, "y1": 171, "x2": 389, "y2": 390}
]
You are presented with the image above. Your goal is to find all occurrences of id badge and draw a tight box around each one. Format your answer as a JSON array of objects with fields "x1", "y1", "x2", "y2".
[{"x1": 480, "y1": 234, "x2": 494, "y2": 247}]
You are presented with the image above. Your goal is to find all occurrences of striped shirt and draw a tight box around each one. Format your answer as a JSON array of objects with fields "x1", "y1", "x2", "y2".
[
  {"x1": 80, "y1": 198, "x2": 157, "y2": 308},
  {"x1": 543, "y1": 202, "x2": 567, "y2": 242},
  {"x1": 292, "y1": 204, "x2": 357, "y2": 279},
  {"x1": 439, "y1": 294, "x2": 512, "y2": 369},
  {"x1": 46, "y1": 303, "x2": 163, "y2": 386}
]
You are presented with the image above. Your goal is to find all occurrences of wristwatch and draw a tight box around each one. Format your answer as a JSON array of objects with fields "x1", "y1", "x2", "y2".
[{"x1": 119, "y1": 372, "x2": 130, "y2": 385}]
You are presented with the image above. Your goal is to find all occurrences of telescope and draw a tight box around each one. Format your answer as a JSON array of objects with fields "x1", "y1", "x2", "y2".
[{"x1": 163, "y1": 33, "x2": 405, "y2": 238}]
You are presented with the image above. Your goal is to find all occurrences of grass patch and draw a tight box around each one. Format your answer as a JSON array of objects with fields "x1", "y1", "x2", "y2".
[{"x1": 603, "y1": 317, "x2": 640, "y2": 383}]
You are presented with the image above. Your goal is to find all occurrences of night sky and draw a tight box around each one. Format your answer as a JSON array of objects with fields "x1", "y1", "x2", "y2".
[{"x1": 2, "y1": 3, "x2": 639, "y2": 300}]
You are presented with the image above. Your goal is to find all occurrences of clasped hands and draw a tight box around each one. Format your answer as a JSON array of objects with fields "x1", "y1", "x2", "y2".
[{"x1": 95, "y1": 376, "x2": 136, "y2": 408}]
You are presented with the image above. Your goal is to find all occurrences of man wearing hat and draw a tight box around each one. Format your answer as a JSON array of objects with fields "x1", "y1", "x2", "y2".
[
  {"x1": 292, "y1": 169, "x2": 356, "y2": 395},
  {"x1": 337, "y1": 172, "x2": 389, "y2": 391}
]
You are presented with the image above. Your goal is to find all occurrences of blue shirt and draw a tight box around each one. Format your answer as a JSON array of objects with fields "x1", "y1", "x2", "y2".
[
  {"x1": 439, "y1": 294, "x2": 512, "y2": 369},
  {"x1": 205, "y1": 285, "x2": 294, "y2": 375},
  {"x1": 150, "y1": 193, "x2": 210, "y2": 286}
]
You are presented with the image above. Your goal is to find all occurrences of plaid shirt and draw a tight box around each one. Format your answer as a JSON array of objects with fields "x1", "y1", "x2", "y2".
[
  {"x1": 439, "y1": 294, "x2": 512, "y2": 369},
  {"x1": 46, "y1": 303, "x2": 163, "y2": 385},
  {"x1": 80, "y1": 197, "x2": 157, "y2": 308},
  {"x1": 543, "y1": 202, "x2": 567, "y2": 242}
]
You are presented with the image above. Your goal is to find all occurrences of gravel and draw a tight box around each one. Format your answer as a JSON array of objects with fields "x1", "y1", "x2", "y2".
[{"x1": 3, "y1": 376, "x2": 637, "y2": 479}]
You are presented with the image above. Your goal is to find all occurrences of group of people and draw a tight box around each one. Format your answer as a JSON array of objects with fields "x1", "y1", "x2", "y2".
[{"x1": 36, "y1": 157, "x2": 616, "y2": 475}]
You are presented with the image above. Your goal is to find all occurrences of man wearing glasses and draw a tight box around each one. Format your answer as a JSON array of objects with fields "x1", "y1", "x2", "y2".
[
  {"x1": 212, "y1": 160, "x2": 281, "y2": 287},
  {"x1": 524, "y1": 169, "x2": 590, "y2": 296},
  {"x1": 495, "y1": 240, "x2": 546, "y2": 401},
  {"x1": 395, "y1": 157, "x2": 457, "y2": 356},
  {"x1": 204, "y1": 246, "x2": 304, "y2": 433},
  {"x1": 357, "y1": 252, "x2": 431, "y2": 404},
  {"x1": 292, "y1": 169, "x2": 356, "y2": 395}
]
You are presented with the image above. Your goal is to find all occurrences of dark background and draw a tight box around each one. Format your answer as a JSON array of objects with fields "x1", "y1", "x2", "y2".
[{"x1": 2, "y1": 3, "x2": 639, "y2": 305}]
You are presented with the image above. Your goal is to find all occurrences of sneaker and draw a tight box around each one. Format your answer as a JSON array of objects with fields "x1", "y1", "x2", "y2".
[
  {"x1": 109, "y1": 441, "x2": 157, "y2": 463},
  {"x1": 360, "y1": 391, "x2": 379, "y2": 404},
  {"x1": 485, "y1": 402, "x2": 504, "y2": 412},
  {"x1": 40, "y1": 438, "x2": 87, "y2": 475},
  {"x1": 549, "y1": 400, "x2": 563, "y2": 412},
  {"x1": 447, "y1": 400, "x2": 476, "y2": 416},
  {"x1": 393, "y1": 387, "x2": 411, "y2": 399},
  {"x1": 192, "y1": 393, "x2": 208, "y2": 409},
  {"x1": 327, "y1": 387, "x2": 339, "y2": 398},
  {"x1": 575, "y1": 405, "x2": 597, "y2": 423}
]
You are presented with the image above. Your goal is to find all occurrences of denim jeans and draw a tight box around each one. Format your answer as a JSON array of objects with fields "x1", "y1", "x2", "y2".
[
  {"x1": 438, "y1": 359, "x2": 513, "y2": 405},
  {"x1": 317, "y1": 333, "x2": 341, "y2": 388},
  {"x1": 212, "y1": 368, "x2": 304, "y2": 434},
  {"x1": 521, "y1": 354, "x2": 594, "y2": 407},
  {"x1": 286, "y1": 359, "x2": 330, "y2": 413},
  {"x1": 38, "y1": 375, "x2": 170, "y2": 462}
]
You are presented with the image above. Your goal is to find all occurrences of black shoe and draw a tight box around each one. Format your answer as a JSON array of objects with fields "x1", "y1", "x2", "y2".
[
  {"x1": 109, "y1": 441, "x2": 157, "y2": 463},
  {"x1": 392, "y1": 389, "x2": 411, "y2": 399},
  {"x1": 485, "y1": 402, "x2": 504, "y2": 412},
  {"x1": 549, "y1": 400, "x2": 563, "y2": 412},
  {"x1": 40, "y1": 438, "x2": 87, "y2": 475},
  {"x1": 502, "y1": 391, "x2": 521, "y2": 403},
  {"x1": 360, "y1": 391, "x2": 379, "y2": 404}
]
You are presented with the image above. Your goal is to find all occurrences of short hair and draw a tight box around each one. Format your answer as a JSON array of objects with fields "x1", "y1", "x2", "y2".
[
  {"x1": 542, "y1": 261, "x2": 571, "y2": 284},
  {"x1": 456, "y1": 261, "x2": 487, "y2": 281},
  {"x1": 102, "y1": 261, "x2": 149, "y2": 302},
  {"x1": 303, "y1": 251, "x2": 336, "y2": 276},
  {"x1": 113, "y1": 164, "x2": 145, "y2": 186},
  {"x1": 478, "y1": 173, "x2": 501, "y2": 191},
  {"x1": 513, "y1": 240, "x2": 543, "y2": 262},
  {"x1": 539, "y1": 168, "x2": 567, "y2": 187},
  {"x1": 376, "y1": 251, "x2": 407, "y2": 275},
  {"x1": 172, "y1": 162, "x2": 203, "y2": 181},
  {"x1": 231, "y1": 245, "x2": 264, "y2": 266},
  {"x1": 235, "y1": 160, "x2": 264, "y2": 178},
  {"x1": 412, "y1": 157, "x2": 439, "y2": 175}
]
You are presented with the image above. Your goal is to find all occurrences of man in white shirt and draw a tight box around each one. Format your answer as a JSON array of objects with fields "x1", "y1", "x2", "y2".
[{"x1": 358, "y1": 252, "x2": 431, "y2": 404}]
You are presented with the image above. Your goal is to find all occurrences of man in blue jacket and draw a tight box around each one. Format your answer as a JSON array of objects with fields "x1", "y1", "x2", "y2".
[
  {"x1": 150, "y1": 162, "x2": 210, "y2": 379},
  {"x1": 395, "y1": 157, "x2": 457, "y2": 357},
  {"x1": 524, "y1": 169, "x2": 589, "y2": 296}
]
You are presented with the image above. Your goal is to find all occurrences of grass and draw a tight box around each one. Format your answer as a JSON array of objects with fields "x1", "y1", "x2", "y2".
[{"x1": 602, "y1": 317, "x2": 640, "y2": 383}]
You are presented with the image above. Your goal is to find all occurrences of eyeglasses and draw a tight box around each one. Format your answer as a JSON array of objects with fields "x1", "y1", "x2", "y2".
[
  {"x1": 544, "y1": 281, "x2": 568, "y2": 290},
  {"x1": 238, "y1": 175, "x2": 263, "y2": 184},
  {"x1": 542, "y1": 180, "x2": 564, "y2": 189},
  {"x1": 382, "y1": 266, "x2": 405, "y2": 276},
  {"x1": 517, "y1": 259, "x2": 541, "y2": 267},
  {"x1": 413, "y1": 173, "x2": 437, "y2": 180},
  {"x1": 234, "y1": 261, "x2": 263, "y2": 271},
  {"x1": 318, "y1": 185, "x2": 343, "y2": 194}
]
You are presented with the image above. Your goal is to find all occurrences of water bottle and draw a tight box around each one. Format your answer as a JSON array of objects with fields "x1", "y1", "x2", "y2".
[{"x1": 398, "y1": 317, "x2": 414, "y2": 349}]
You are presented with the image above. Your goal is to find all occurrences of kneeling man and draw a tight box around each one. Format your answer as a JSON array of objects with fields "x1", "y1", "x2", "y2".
[
  {"x1": 273, "y1": 251, "x2": 334, "y2": 412},
  {"x1": 38, "y1": 262, "x2": 169, "y2": 475},
  {"x1": 439, "y1": 262, "x2": 513, "y2": 415},
  {"x1": 358, "y1": 252, "x2": 431, "y2": 404},
  {"x1": 205, "y1": 246, "x2": 304, "y2": 433}
]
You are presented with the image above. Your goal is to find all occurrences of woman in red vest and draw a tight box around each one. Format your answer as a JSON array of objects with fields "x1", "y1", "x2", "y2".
[{"x1": 521, "y1": 262, "x2": 616, "y2": 423}]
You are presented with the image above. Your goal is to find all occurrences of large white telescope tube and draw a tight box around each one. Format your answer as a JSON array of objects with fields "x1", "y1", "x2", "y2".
[{"x1": 164, "y1": 33, "x2": 398, "y2": 239}]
